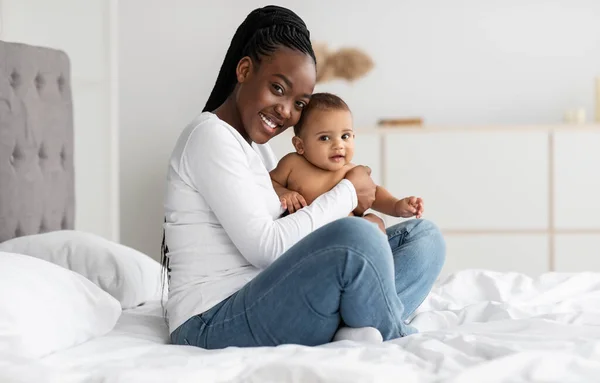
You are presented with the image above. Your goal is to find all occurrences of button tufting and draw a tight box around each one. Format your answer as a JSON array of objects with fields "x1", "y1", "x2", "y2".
[
  {"x1": 38, "y1": 144, "x2": 48, "y2": 160},
  {"x1": 34, "y1": 74, "x2": 45, "y2": 91},
  {"x1": 60, "y1": 147, "x2": 67, "y2": 168},
  {"x1": 39, "y1": 219, "x2": 46, "y2": 233},
  {"x1": 12, "y1": 146, "x2": 22, "y2": 161},
  {"x1": 57, "y1": 75, "x2": 65, "y2": 93},
  {"x1": 60, "y1": 215, "x2": 68, "y2": 230},
  {"x1": 10, "y1": 71, "x2": 20, "y2": 88},
  {"x1": 9, "y1": 154, "x2": 15, "y2": 166},
  {"x1": 15, "y1": 226, "x2": 23, "y2": 237}
]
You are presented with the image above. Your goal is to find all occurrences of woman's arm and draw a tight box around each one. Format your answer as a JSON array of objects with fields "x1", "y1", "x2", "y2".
[{"x1": 181, "y1": 124, "x2": 357, "y2": 269}]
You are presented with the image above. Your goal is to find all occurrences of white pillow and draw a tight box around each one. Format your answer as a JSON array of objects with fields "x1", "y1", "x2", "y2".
[
  {"x1": 0, "y1": 230, "x2": 165, "y2": 309},
  {"x1": 0, "y1": 251, "x2": 121, "y2": 359}
]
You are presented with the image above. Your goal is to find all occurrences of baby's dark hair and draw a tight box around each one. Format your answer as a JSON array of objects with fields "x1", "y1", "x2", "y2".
[
  {"x1": 202, "y1": 5, "x2": 316, "y2": 113},
  {"x1": 293, "y1": 92, "x2": 351, "y2": 136}
]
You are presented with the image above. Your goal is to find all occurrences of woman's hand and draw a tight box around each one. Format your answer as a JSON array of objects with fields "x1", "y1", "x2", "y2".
[{"x1": 345, "y1": 165, "x2": 377, "y2": 216}]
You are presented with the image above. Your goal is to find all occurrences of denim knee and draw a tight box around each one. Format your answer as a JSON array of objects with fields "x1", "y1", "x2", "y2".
[
  {"x1": 412, "y1": 218, "x2": 446, "y2": 270},
  {"x1": 325, "y1": 217, "x2": 391, "y2": 263}
]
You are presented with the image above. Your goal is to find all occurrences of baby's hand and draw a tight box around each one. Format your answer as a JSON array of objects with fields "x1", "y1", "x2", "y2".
[
  {"x1": 280, "y1": 191, "x2": 307, "y2": 214},
  {"x1": 395, "y1": 197, "x2": 424, "y2": 218}
]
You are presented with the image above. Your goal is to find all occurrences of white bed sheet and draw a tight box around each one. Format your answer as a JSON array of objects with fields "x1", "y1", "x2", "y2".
[{"x1": 2, "y1": 269, "x2": 600, "y2": 383}]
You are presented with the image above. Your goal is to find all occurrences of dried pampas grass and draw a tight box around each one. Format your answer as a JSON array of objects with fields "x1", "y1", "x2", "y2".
[{"x1": 313, "y1": 42, "x2": 374, "y2": 84}]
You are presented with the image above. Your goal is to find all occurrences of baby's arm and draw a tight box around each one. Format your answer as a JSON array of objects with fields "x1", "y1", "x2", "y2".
[
  {"x1": 371, "y1": 186, "x2": 424, "y2": 218},
  {"x1": 270, "y1": 153, "x2": 307, "y2": 213},
  {"x1": 270, "y1": 153, "x2": 296, "y2": 195},
  {"x1": 371, "y1": 186, "x2": 400, "y2": 217}
]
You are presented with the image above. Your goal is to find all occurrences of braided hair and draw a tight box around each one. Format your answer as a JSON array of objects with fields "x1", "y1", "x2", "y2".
[
  {"x1": 202, "y1": 5, "x2": 316, "y2": 112},
  {"x1": 160, "y1": 5, "x2": 316, "y2": 316}
]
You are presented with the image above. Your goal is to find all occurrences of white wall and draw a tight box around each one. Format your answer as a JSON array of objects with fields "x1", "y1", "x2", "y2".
[
  {"x1": 0, "y1": 0, "x2": 119, "y2": 241},
  {"x1": 2, "y1": 1, "x2": 598, "y2": 260},
  {"x1": 117, "y1": 0, "x2": 600, "y2": 259}
]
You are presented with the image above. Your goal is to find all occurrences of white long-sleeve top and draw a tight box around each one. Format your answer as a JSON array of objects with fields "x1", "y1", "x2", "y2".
[{"x1": 163, "y1": 112, "x2": 358, "y2": 333}]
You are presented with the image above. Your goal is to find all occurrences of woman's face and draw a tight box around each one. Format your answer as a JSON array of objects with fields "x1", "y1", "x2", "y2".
[{"x1": 235, "y1": 47, "x2": 316, "y2": 144}]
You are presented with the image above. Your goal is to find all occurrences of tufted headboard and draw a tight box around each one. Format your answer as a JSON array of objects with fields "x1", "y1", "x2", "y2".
[{"x1": 0, "y1": 40, "x2": 75, "y2": 242}]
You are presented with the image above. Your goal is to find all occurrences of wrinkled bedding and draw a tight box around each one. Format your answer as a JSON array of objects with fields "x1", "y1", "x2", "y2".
[{"x1": 2, "y1": 269, "x2": 600, "y2": 383}]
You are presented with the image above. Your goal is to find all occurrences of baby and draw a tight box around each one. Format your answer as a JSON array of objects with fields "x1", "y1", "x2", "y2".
[{"x1": 270, "y1": 92, "x2": 423, "y2": 232}]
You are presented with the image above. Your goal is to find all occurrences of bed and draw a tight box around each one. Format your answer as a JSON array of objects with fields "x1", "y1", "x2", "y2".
[{"x1": 2, "y1": 40, "x2": 600, "y2": 383}]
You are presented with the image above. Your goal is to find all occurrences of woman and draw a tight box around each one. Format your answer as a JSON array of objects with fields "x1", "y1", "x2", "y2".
[{"x1": 163, "y1": 5, "x2": 445, "y2": 349}]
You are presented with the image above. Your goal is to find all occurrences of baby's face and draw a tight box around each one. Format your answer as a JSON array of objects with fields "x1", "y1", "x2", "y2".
[{"x1": 296, "y1": 109, "x2": 355, "y2": 171}]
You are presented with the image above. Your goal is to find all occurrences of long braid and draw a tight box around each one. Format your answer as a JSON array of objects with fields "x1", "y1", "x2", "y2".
[
  {"x1": 160, "y1": 5, "x2": 315, "y2": 319},
  {"x1": 160, "y1": 218, "x2": 169, "y2": 318},
  {"x1": 202, "y1": 5, "x2": 316, "y2": 112}
]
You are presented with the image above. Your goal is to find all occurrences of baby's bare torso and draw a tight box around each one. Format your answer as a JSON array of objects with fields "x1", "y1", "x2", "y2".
[{"x1": 286, "y1": 153, "x2": 355, "y2": 206}]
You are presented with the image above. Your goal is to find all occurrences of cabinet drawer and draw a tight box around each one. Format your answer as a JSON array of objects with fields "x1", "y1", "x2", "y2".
[
  {"x1": 554, "y1": 131, "x2": 600, "y2": 229},
  {"x1": 439, "y1": 234, "x2": 549, "y2": 279},
  {"x1": 555, "y1": 234, "x2": 600, "y2": 272},
  {"x1": 384, "y1": 131, "x2": 549, "y2": 230}
]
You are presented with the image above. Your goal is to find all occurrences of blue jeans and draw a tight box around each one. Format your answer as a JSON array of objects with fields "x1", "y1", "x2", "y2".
[{"x1": 170, "y1": 217, "x2": 445, "y2": 348}]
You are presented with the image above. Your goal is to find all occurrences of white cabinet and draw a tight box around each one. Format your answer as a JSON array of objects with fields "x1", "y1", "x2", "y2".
[
  {"x1": 383, "y1": 131, "x2": 549, "y2": 230},
  {"x1": 554, "y1": 131, "x2": 600, "y2": 230},
  {"x1": 269, "y1": 125, "x2": 600, "y2": 277},
  {"x1": 441, "y1": 234, "x2": 549, "y2": 279},
  {"x1": 381, "y1": 130, "x2": 551, "y2": 277},
  {"x1": 552, "y1": 131, "x2": 600, "y2": 273},
  {"x1": 555, "y1": 235, "x2": 600, "y2": 272}
]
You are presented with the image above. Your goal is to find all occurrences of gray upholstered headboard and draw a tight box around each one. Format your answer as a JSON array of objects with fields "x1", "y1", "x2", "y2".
[{"x1": 0, "y1": 40, "x2": 75, "y2": 242}]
